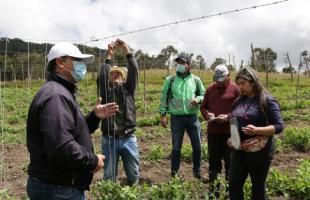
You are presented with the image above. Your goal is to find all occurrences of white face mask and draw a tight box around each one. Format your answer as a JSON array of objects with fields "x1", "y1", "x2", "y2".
[{"x1": 176, "y1": 64, "x2": 186, "y2": 73}]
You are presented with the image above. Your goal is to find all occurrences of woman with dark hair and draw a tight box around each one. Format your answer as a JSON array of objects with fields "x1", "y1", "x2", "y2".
[{"x1": 228, "y1": 67, "x2": 284, "y2": 200}]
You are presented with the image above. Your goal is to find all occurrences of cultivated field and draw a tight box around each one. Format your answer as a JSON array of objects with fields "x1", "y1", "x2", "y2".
[{"x1": 0, "y1": 69, "x2": 309, "y2": 199}]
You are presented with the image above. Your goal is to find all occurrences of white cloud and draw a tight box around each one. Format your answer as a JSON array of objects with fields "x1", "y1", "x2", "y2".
[{"x1": 0, "y1": 0, "x2": 309, "y2": 70}]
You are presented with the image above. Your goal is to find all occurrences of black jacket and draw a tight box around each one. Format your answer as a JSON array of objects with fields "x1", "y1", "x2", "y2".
[
  {"x1": 27, "y1": 73, "x2": 100, "y2": 190},
  {"x1": 97, "y1": 53, "x2": 138, "y2": 136}
]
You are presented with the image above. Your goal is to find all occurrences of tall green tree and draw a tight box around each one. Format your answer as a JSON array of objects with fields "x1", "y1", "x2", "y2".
[
  {"x1": 160, "y1": 45, "x2": 178, "y2": 67},
  {"x1": 253, "y1": 47, "x2": 277, "y2": 72},
  {"x1": 135, "y1": 50, "x2": 160, "y2": 69},
  {"x1": 227, "y1": 64, "x2": 236, "y2": 71},
  {"x1": 209, "y1": 58, "x2": 226, "y2": 70},
  {"x1": 193, "y1": 55, "x2": 206, "y2": 70}
]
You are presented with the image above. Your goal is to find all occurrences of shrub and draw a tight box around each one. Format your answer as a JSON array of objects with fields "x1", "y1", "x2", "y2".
[
  {"x1": 286, "y1": 158, "x2": 310, "y2": 199},
  {"x1": 179, "y1": 143, "x2": 208, "y2": 162},
  {"x1": 145, "y1": 145, "x2": 165, "y2": 161},
  {"x1": 283, "y1": 127, "x2": 310, "y2": 152},
  {"x1": 91, "y1": 177, "x2": 202, "y2": 200},
  {"x1": 180, "y1": 144, "x2": 192, "y2": 162},
  {"x1": 274, "y1": 136, "x2": 283, "y2": 153},
  {"x1": 137, "y1": 116, "x2": 160, "y2": 126},
  {"x1": 92, "y1": 181, "x2": 138, "y2": 200}
]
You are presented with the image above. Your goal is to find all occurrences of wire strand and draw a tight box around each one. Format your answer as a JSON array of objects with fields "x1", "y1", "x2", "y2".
[
  {"x1": 0, "y1": 0, "x2": 291, "y2": 46},
  {"x1": 79, "y1": 0, "x2": 290, "y2": 45}
]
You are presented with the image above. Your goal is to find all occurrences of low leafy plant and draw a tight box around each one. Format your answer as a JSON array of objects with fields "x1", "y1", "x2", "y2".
[
  {"x1": 286, "y1": 158, "x2": 310, "y2": 199},
  {"x1": 267, "y1": 168, "x2": 290, "y2": 197},
  {"x1": 180, "y1": 143, "x2": 208, "y2": 162},
  {"x1": 230, "y1": 159, "x2": 310, "y2": 200},
  {"x1": 91, "y1": 181, "x2": 138, "y2": 200},
  {"x1": 266, "y1": 158, "x2": 310, "y2": 200},
  {"x1": 181, "y1": 144, "x2": 192, "y2": 162},
  {"x1": 201, "y1": 143, "x2": 209, "y2": 161},
  {"x1": 135, "y1": 127, "x2": 145, "y2": 137},
  {"x1": 145, "y1": 145, "x2": 165, "y2": 161},
  {"x1": 91, "y1": 177, "x2": 202, "y2": 200},
  {"x1": 283, "y1": 127, "x2": 310, "y2": 152},
  {"x1": 274, "y1": 136, "x2": 283, "y2": 153},
  {"x1": 0, "y1": 189, "x2": 17, "y2": 200},
  {"x1": 137, "y1": 116, "x2": 160, "y2": 127},
  {"x1": 207, "y1": 175, "x2": 229, "y2": 200}
]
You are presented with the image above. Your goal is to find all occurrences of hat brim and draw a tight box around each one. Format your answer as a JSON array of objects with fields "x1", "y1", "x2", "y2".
[
  {"x1": 175, "y1": 57, "x2": 189, "y2": 63},
  {"x1": 213, "y1": 75, "x2": 227, "y2": 82},
  {"x1": 109, "y1": 67, "x2": 128, "y2": 80},
  {"x1": 68, "y1": 53, "x2": 94, "y2": 64}
]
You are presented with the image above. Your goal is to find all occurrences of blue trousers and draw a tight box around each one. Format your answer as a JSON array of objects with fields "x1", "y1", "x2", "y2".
[
  {"x1": 101, "y1": 135, "x2": 139, "y2": 185},
  {"x1": 170, "y1": 115, "x2": 202, "y2": 174},
  {"x1": 26, "y1": 177, "x2": 86, "y2": 200}
]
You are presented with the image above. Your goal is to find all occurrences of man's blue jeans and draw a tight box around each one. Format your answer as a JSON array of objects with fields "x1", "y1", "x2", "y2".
[
  {"x1": 26, "y1": 177, "x2": 86, "y2": 200},
  {"x1": 170, "y1": 115, "x2": 202, "y2": 175},
  {"x1": 101, "y1": 135, "x2": 139, "y2": 185}
]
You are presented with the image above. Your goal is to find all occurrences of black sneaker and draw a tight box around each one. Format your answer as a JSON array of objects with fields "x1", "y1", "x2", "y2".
[
  {"x1": 171, "y1": 171, "x2": 178, "y2": 178},
  {"x1": 194, "y1": 172, "x2": 209, "y2": 183}
]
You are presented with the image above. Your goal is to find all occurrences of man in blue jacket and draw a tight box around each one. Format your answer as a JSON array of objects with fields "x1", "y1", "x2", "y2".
[{"x1": 26, "y1": 42, "x2": 119, "y2": 200}]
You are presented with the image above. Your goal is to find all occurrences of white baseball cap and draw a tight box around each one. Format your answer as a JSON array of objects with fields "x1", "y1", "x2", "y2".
[
  {"x1": 47, "y1": 42, "x2": 94, "y2": 64},
  {"x1": 213, "y1": 64, "x2": 229, "y2": 82}
]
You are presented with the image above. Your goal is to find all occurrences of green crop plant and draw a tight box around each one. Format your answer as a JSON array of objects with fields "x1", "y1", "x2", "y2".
[
  {"x1": 286, "y1": 158, "x2": 310, "y2": 199},
  {"x1": 91, "y1": 181, "x2": 139, "y2": 200},
  {"x1": 201, "y1": 143, "x2": 209, "y2": 161},
  {"x1": 207, "y1": 175, "x2": 229, "y2": 200},
  {"x1": 283, "y1": 127, "x2": 310, "y2": 152},
  {"x1": 267, "y1": 158, "x2": 310, "y2": 200},
  {"x1": 180, "y1": 143, "x2": 208, "y2": 162},
  {"x1": 7, "y1": 113, "x2": 19, "y2": 124},
  {"x1": 267, "y1": 168, "x2": 290, "y2": 197},
  {"x1": 137, "y1": 116, "x2": 160, "y2": 127},
  {"x1": 274, "y1": 136, "x2": 283, "y2": 153},
  {"x1": 181, "y1": 144, "x2": 193, "y2": 162},
  {"x1": 91, "y1": 177, "x2": 202, "y2": 200},
  {"x1": 0, "y1": 189, "x2": 18, "y2": 200},
  {"x1": 135, "y1": 127, "x2": 145, "y2": 138},
  {"x1": 145, "y1": 145, "x2": 165, "y2": 161}
]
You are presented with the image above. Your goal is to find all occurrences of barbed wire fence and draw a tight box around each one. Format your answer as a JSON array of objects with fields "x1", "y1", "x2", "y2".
[{"x1": 0, "y1": 40, "x2": 309, "y2": 193}]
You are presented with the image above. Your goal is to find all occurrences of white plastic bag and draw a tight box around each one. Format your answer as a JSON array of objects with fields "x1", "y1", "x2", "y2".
[{"x1": 230, "y1": 117, "x2": 241, "y2": 149}]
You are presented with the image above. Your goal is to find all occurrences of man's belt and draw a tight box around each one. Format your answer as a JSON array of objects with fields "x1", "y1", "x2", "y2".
[{"x1": 104, "y1": 127, "x2": 135, "y2": 139}]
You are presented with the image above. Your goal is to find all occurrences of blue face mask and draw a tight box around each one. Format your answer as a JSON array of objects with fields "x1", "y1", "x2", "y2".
[
  {"x1": 176, "y1": 64, "x2": 186, "y2": 73},
  {"x1": 71, "y1": 61, "x2": 87, "y2": 81}
]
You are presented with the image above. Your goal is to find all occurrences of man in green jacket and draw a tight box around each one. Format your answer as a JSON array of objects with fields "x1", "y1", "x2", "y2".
[{"x1": 159, "y1": 53, "x2": 206, "y2": 178}]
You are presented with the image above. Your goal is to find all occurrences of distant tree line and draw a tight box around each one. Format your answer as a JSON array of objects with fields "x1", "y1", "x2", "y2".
[{"x1": 1, "y1": 37, "x2": 308, "y2": 80}]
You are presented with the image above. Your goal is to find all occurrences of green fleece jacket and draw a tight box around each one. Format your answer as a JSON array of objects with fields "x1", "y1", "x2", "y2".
[{"x1": 159, "y1": 73, "x2": 206, "y2": 116}]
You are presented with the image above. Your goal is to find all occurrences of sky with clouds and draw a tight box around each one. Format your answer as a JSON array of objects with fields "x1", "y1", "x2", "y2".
[{"x1": 0, "y1": 0, "x2": 309, "y2": 71}]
